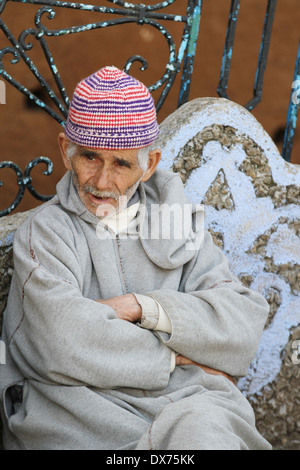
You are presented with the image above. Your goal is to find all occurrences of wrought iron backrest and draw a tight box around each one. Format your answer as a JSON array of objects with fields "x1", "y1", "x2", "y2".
[{"x1": 0, "y1": 0, "x2": 299, "y2": 217}]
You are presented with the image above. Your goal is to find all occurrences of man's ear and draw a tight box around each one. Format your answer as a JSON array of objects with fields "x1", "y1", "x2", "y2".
[
  {"x1": 140, "y1": 148, "x2": 161, "y2": 182},
  {"x1": 58, "y1": 132, "x2": 72, "y2": 171}
]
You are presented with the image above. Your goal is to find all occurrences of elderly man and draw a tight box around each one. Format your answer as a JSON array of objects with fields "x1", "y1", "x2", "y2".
[{"x1": 0, "y1": 66, "x2": 271, "y2": 450}]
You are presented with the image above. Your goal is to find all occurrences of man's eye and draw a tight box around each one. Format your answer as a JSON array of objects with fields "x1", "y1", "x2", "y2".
[
  {"x1": 116, "y1": 159, "x2": 130, "y2": 168},
  {"x1": 86, "y1": 155, "x2": 96, "y2": 161}
]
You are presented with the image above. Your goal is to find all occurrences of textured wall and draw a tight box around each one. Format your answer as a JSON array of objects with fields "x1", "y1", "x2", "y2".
[
  {"x1": 0, "y1": 210, "x2": 35, "y2": 335},
  {"x1": 0, "y1": 98, "x2": 299, "y2": 449}
]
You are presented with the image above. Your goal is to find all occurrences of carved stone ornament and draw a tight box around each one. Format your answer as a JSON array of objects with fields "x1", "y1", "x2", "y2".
[{"x1": 156, "y1": 97, "x2": 300, "y2": 449}]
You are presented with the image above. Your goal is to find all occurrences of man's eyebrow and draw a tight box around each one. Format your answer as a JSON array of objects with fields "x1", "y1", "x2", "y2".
[
  {"x1": 77, "y1": 148, "x2": 133, "y2": 168},
  {"x1": 78, "y1": 148, "x2": 98, "y2": 157}
]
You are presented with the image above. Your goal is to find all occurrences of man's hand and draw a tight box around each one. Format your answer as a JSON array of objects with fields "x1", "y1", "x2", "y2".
[
  {"x1": 176, "y1": 354, "x2": 236, "y2": 385},
  {"x1": 96, "y1": 294, "x2": 142, "y2": 323}
]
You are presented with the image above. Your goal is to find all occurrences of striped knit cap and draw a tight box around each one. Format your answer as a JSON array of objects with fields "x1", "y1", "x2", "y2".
[{"x1": 65, "y1": 66, "x2": 159, "y2": 149}]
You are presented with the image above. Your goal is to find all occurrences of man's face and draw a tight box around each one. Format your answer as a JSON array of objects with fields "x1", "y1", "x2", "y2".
[
  {"x1": 68, "y1": 145, "x2": 145, "y2": 217},
  {"x1": 58, "y1": 133, "x2": 161, "y2": 217}
]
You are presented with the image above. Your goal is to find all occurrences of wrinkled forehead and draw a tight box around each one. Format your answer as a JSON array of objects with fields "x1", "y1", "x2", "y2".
[{"x1": 75, "y1": 144, "x2": 139, "y2": 160}]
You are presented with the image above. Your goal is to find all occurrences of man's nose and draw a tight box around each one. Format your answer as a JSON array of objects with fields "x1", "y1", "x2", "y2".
[{"x1": 93, "y1": 167, "x2": 113, "y2": 190}]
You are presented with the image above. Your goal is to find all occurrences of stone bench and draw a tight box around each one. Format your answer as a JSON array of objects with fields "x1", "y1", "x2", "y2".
[{"x1": 0, "y1": 97, "x2": 299, "y2": 450}]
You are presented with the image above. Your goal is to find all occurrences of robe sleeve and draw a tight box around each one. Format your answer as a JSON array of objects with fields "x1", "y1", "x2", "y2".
[
  {"x1": 6, "y1": 209, "x2": 172, "y2": 390},
  {"x1": 145, "y1": 230, "x2": 269, "y2": 378}
]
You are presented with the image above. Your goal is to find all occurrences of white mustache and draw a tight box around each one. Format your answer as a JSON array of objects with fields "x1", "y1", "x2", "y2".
[{"x1": 82, "y1": 184, "x2": 118, "y2": 200}]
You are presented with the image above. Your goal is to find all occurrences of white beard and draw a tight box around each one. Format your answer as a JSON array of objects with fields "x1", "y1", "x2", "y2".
[{"x1": 72, "y1": 170, "x2": 142, "y2": 219}]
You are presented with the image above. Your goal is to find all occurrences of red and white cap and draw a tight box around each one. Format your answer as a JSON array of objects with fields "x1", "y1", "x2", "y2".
[{"x1": 65, "y1": 66, "x2": 159, "y2": 150}]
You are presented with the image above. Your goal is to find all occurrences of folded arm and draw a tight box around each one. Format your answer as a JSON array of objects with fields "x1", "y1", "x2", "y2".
[
  {"x1": 97, "y1": 293, "x2": 236, "y2": 384},
  {"x1": 6, "y1": 213, "x2": 172, "y2": 390},
  {"x1": 132, "y1": 231, "x2": 269, "y2": 378}
]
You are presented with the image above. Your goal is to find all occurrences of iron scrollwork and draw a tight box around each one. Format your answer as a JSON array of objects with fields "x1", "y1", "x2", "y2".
[
  {"x1": 282, "y1": 40, "x2": 300, "y2": 163},
  {"x1": 218, "y1": 0, "x2": 278, "y2": 111},
  {"x1": 0, "y1": 157, "x2": 53, "y2": 217},
  {"x1": 0, "y1": 0, "x2": 202, "y2": 216},
  {"x1": 0, "y1": 0, "x2": 299, "y2": 216},
  {"x1": 217, "y1": 0, "x2": 299, "y2": 162}
]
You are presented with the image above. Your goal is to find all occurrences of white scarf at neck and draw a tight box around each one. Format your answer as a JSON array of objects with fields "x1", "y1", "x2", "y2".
[{"x1": 99, "y1": 202, "x2": 140, "y2": 235}]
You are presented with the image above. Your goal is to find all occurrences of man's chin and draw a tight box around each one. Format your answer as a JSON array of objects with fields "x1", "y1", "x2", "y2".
[{"x1": 96, "y1": 204, "x2": 118, "y2": 219}]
